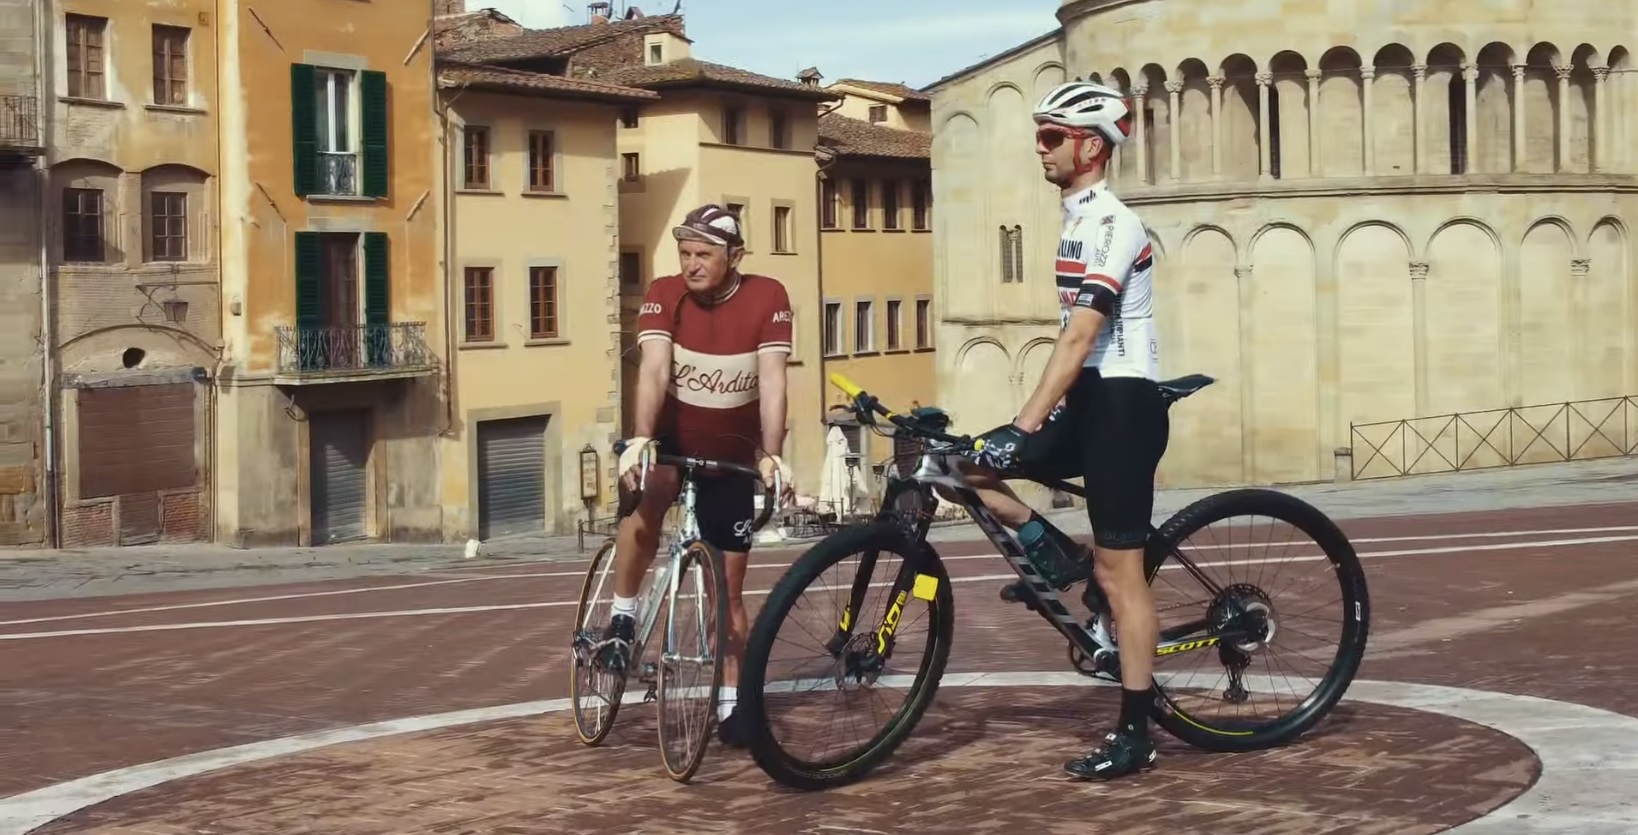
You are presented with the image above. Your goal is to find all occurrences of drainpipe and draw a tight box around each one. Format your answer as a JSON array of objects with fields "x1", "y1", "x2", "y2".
[{"x1": 34, "y1": 0, "x2": 56, "y2": 547}]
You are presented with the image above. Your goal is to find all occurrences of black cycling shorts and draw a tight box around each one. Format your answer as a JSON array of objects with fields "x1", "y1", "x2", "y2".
[
  {"x1": 1013, "y1": 369, "x2": 1169, "y2": 551},
  {"x1": 650, "y1": 435, "x2": 758, "y2": 554}
]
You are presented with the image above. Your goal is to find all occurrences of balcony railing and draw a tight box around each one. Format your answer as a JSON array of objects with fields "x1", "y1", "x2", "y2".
[
  {"x1": 314, "y1": 152, "x2": 357, "y2": 196},
  {"x1": 275, "y1": 322, "x2": 437, "y2": 381},
  {"x1": 0, "y1": 95, "x2": 42, "y2": 152},
  {"x1": 1348, "y1": 396, "x2": 1638, "y2": 480}
]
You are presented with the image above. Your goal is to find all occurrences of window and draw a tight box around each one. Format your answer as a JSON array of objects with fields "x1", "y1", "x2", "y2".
[
  {"x1": 769, "y1": 110, "x2": 789, "y2": 149},
  {"x1": 463, "y1": 125, "x2": 490, "y2": 189},
  {"x1": 915, "y1": 297, "x2": 931, "y2": 348},
  {"x1": 850, "y1": 179, "x2": 869, "y2": 229},
  {"x1": 912, "y1": 180, "x2": 929, "y2": 230},
  {"x1": 726, "y1": 201, "x2": 746, "y2": 245},
  {"x1": 868, "y1": 104, "x2": 886, "y2": 123},
  {"x1": 882, "y1": 179, "x2": 899, "y2": 230},
  {"x1": 773, "y1": 205, "x2": 792, "y2": 253},
  {"x1": 999, "y1": 225, "x2": 1023, "y2": 282},
  {"x1": 622, "y1": 152, "x2": 640, "y2": 181},
  {"x1": 821, "y1": 179, "x2": 839, "y2": 229},
  {"x1": 66, "y1": 14, "x2": 106, "y2": 99},
  {"x1": 722, "y1": 105, "x2": 744, "y2": 145},
  {"x1": 854, "y1": 299, "x2": 874, "y2": 352},
  {"x1": 528, "y1": 130, "x2": 555, "y2": 191},
  {"x1": 619, "y1": 251, "x2": 642, "y2": 288},
  {"x1": 463, "y1": 266, "x2": 494, "y2": 342},
  {"x1": 291, "y1": 232, "x2": 391, "y2": 370},
  {"x1": 148, "y1": 192, "x2": 187, "y2": 261},
  {"x1": 648, "y1": 42, "x2": 663, "y2": 64},
  {"x1": 293, "y1": 63, "x2": 388, "y2": 199},
  {"x1": 62, "y1": 187, "x2": 104, "y2": 262},
  {"x1": 885, "y1": 299, "x2": 902, "y2": 350},
  {"x1": 529, "y1": 266, "x2": 559, "y2": 339},
  {"x1": 822, "y1": 301, "x2": 843, "y2": 356},
  {"x1": 620, "y1": 107, "x2": 639, "y2": 128},
  {"x1": 152, "y1": 25, "x2": 189, "y2": 106}
]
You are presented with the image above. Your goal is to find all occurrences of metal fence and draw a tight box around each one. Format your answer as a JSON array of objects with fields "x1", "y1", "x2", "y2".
[
  {"x1": 1349, "y1": 395, "x2": 1638, "y2": 480},
  {"x1": 0, "y1": 95, "x2": 41, "y2": 149},
  {"x1": 275, "y1": 322, "x2": 436, "y2": 375}
]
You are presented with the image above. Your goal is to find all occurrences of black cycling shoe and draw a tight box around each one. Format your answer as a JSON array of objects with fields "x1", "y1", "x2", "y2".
[
  {"x1": 716, "y1": 706, "x2": 751, "y2": 748},
  {"x1": 595, "y1": 613, "x2": 636, "y2": 675},
  {"x1": 1063, "y1": 729, "x2": 1157, "y2": 780}
]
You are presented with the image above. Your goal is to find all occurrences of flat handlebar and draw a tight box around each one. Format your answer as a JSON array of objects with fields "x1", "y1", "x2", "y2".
[{"x1": 826, "y1": 372, "x2": 976, "y2": 451}]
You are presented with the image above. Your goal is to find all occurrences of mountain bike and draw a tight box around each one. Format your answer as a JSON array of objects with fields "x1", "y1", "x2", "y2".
[
  {"x1": 737, "y1": 372, "x2": 1371, "y2": 790},
  {"x1": 569, "y1": 438, "x2": 780, "y2": 783}
]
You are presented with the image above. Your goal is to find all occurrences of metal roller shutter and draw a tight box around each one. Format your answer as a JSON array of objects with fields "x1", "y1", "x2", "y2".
[
  {"x1": 310, "y1": 410, "x2": 369, "y2": 543},
  {"x1": 477, "y1": 416, "x2": 548, "y2": 539}
]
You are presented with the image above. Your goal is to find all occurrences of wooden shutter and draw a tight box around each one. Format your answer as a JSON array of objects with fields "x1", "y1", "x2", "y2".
[
  {"x1": 294, "y1": 231, "x2": 322, "y2": 371},
  {"x1": 360, "y1": 70, "x2": 389, "y2": 198},
  {"x1": 362, "y1": 232, "x2": 390, "y2": 366},
  {"x1": 291, "y1": 63, "x2": 317, "y2": 197}
]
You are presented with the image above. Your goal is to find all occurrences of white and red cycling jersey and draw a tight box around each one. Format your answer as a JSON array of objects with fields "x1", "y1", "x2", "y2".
[{"x1": 1053, "y1": 181, "x2": 1159, "y2": 381}]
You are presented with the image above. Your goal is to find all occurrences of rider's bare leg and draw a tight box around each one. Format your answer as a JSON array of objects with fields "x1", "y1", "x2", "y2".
[{"x1": 957, "y1": 466, "x2": 1032, "y2": 529}]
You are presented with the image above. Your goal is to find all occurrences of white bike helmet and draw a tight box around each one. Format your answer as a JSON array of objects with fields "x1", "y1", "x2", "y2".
[{"x1": 1033, "y1": 79, "x2": 1133, "y2": 146}]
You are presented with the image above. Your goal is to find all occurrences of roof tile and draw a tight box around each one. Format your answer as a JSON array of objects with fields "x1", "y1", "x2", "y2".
[
  {"x1": 595, "y1": 58, "x2": 839, "y2": 101},
  {"x1": 832, "y1": 78, "x2": 931, "y2": 102},
  {"x1": 817, "y1": 112, "x2": 930, "y2": 159},
  {"x1": 442, "y1": 13, "x2": 687, "y2": 64},
  {"x1": 437, "y1": 62, "x2": 659, "y2": 102}
]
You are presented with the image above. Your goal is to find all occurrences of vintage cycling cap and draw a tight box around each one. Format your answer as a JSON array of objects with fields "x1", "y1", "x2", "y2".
[{"x1": 672, "y1": 203, "x2": 744, "y2": 248}]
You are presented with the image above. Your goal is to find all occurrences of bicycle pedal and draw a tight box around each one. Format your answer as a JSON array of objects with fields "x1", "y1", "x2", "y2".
[{"x1": 643, "y1": 683, "x2": 658, "y2": 704}]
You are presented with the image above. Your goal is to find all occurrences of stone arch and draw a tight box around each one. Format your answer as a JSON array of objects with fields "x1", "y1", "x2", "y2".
[
  {"x1": 1609, "y1": 47, "x2": 1630, "y2": 171},
  {"x1": 140, "y1": 163, "x2": 210, "y2": 263},
  {"x1": 953, "y1": 338, "x2": 1014, "y2": 432},
  {"x1": 1370, "y1": 44, "x2": 1417, "y2": 175},
  {"x1": 1336, "y1": 218, "x2": 1417, "y2": 259},
  {"x1": 1522, "y1": 215, "x2": 1580, "y2": 258},
  {"x1": 1518, "y1": 217, "x2": 1577, "y2": 404},
  {"x1": 1317, "y1": 46, "x2": 1364, "y2": 175},
  {"x1": 1247, "y1": 223, "x2": 1319, "y2": 482},
  {"x1": 1563, "y1": 44, "x2": 1601, "y2": 173},
  {"x1": 1335, "y1": 221, "x2": 1415, "y2": 431},
  {"x1": 57, "y1": 323, "x2": 218, "y2": 374},
  {"x1": 1425, "y1": 220, "x2": 1505, "y2": 416},
  {"x1": 1168, "y1": 226, "x2": 1242, "y2": 484},
  {"x1": 1473, "y1": 42, "x2": 1515, "y2": 173},
  {"x1": 1218, "y1": 53, "x2": 1260, "y2": 180},
  {"x1": 1583, "y1": 217, "x2": 1627, "y2": 401},
  {"x1": 1176, "y1": 58, "x2": 1212, "y2": 181},
  {"x1": 986, "y1": 83, "x2": 1029, "y2": 290},
  {"x1": 1426, "y1": 43, "x2": 1468, "y2": 174},
  {"x1": 1523, "y1": 42, "x2": 1563, "y2": 172},
  {"x1": 1180, "y1": 223, "x2": 1240, "y2": 262},
  {"x1": 51, "y1": 157, "x2": 126, "y2": 265},
  {"x1": 983, "y1": 80, "x2": 1025, "y2": 101},
  {"x1": 1016, "y1": 338, "x2": 1056, "y2": 396},
  {"x1": 933, "y1": 112, "x2": 983, "y2": 316},
  {"x1": 953, "y1": 335, "x2": 1007, "y2": 365},
  {"x1": 1109, "y1": 68, "x2": 1138, "y2": 183},
  {"x1": 1248, "y1": 220, "x2": 1316, "y2": 253},
  {"x1": 1137, "y1": 63, "x2": 1170, "y2": 184},
  {"x1": 1267, "y1": 50, "x2": 1309, "y2": 178},
  {"x1": 1032, "y1": 62, "x2": 1066, "y2": 101}
]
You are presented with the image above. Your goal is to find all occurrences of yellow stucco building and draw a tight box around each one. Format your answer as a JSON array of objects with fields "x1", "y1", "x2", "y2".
[
  {"x1": 927, "y1": 2, "x2": 1638, "y2": 491},
  {"x1": 433, "y1": 59, "x2": 658, "y2": 540},
  {"x1": 811, "y1": 75, "x2": 938, "y2": 485},
  {"x1": 444, "y1": 10, "x2": 840, "y2": 506},
  {"x1": 213, "y1": 0, "x2": 444, "y2": 546}
]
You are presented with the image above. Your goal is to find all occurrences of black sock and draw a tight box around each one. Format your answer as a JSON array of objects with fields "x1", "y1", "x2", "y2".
[{"x1": 1118, "y1": 686, "x2": 1151, "y2": 737}]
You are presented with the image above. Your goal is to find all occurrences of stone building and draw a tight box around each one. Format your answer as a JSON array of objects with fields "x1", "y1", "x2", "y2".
[
  {"x1": 0, "y1": 0, "x2": 45, "y2": 546},
  {"x1": 926, "y1": 1, "x2": 1636, "y2": 489}
]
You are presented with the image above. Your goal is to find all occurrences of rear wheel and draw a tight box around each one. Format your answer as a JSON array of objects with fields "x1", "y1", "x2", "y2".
[
  {"x1": 1143, "y1": 488, "x2": 1371, "y2": 752},
  {"x1": 570, "y1": 538, "x2": 627, "y2": 745},
  {"x1": 656, "y1": 540, "x2": 728, "y2": 782}
]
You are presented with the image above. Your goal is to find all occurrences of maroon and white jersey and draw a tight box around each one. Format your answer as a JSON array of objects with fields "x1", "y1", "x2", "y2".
[{"x1": 636, "y1": 273, "x2": 793, "y2": 465}]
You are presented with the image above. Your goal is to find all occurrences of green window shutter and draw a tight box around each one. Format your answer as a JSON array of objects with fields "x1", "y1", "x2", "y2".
[
  {"x1": 293, "y1": 231, "x2": 323, "y2": 371},
  {"x1": 362, "y1": 232, "x2": 390, "y2": 366},
  {"x1": 360, "y1": 70, "x2": 389, "y2": 198},
  {"x1": 291, "y1": 64, "x2": 317, "y2": 197}
]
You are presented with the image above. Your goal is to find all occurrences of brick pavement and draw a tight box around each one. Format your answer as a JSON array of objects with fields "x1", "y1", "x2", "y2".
[{"x1": 1, "y1": 496, "x2": 1637, "y2": 832}]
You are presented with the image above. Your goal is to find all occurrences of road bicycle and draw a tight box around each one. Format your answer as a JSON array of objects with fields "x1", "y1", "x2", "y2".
[
  {"x1": 737, "y1": 372, "x2": 1371, "y2": 790},
  {"x1": 569, "y1": 438, "x2": 780, "y2": 782}
]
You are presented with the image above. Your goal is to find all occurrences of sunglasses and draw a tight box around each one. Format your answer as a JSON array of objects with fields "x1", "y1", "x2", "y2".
[{"x1": 1036, "y1": 125, "x2": 1091, "y2": 150}]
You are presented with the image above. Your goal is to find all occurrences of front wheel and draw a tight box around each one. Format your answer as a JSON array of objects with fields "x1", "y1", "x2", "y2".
[
  {"x1": 656, "y1": 539, "x2": 728, "y2": 782},
  {"x1": 569, "y1": 538, "x2": 627, "y2": 745},
  {"x1": 738, "y1": 521, "x2": 955, "y2": 791},
  {"x1": 1143, "y1": 488, "x2": 1371, "y2": 753}
]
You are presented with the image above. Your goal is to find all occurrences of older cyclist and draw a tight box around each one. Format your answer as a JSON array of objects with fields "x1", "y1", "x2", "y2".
[{"x1": 596, "y1": 203, "x2": 795, "y2": 749}]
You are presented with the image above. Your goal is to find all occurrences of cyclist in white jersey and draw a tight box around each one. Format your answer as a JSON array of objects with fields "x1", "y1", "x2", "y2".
[{"x1": 959, "y1": 79, "x2": 1171, "y2": 782}]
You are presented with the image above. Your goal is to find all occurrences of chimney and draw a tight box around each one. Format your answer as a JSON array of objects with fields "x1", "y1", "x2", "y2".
[
  {"x1": 433, "y1": 0, "x2": 465, "y2": 15},
  {"x1": 797, "y1": 67, "x2": 822, "y2": 87},
  {"x1": 588, "y1": 1, "x2": 610, "y2": 22}
]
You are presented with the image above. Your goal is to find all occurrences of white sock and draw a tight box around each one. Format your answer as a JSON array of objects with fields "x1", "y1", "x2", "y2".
[
  {"x1": 612, "y1": 595, "x2": 638, "y2": 617},
  {"x1": 718, "y1": 685, "x2": 738, "y2": 720}
]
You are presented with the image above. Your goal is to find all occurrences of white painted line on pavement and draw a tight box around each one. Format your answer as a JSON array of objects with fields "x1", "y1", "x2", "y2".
[
  {"x1": 0, "y1": 673, "x2": 1629, "y2": 834},
  {"x1": 2, "y1": 533, "x2": 1635, "y2": 640}
]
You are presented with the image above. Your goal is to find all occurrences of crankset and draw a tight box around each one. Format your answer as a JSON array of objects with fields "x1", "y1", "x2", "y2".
[{"x1": 1067, "y1": 641, "x2": 1121, "y2": 683}]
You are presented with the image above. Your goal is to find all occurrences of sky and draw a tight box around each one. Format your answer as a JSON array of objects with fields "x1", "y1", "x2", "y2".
[{"x1": 484, "y1": 0, "x2": 1062, "y2": 89}]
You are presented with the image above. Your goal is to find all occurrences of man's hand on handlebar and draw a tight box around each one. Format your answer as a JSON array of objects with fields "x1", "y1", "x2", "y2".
[
  {"x1": 758, "y1": 454, "x2": 794, "y2": 504},
  {"x1": 617, "y1": 436, "x2": 656, "y2": 491}
]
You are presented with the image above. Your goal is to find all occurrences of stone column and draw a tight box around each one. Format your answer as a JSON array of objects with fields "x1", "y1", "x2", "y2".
[
  {"x1": 1555, "y1": 64, "x2": 1572, "y2": 172},
  {"x1": 1166, "y1": 81, "x2": 1183, "y2": 181},
  {"x1": 1132, "y1": 85, "x2": 1150, "y2": 182},
  {"x1": 1409, "y1": 261, "x2": 1429, "y2": 415},
  {"x1": 1306, "y1": 69, "x2": 1322, "y2": 176},
  {"x1": 1256, "y1": 71, "x2": 1272, "y2": 180},
  {"x1": 1234, "y1": 265, "x2": 1256, "y2": 479},
  {"x1": 1208, "y1": 75, "x2": 1224, "y2": 177},
  {"x1": 1571, "y1": 258, "x2": 1590, "y2": 396},
  {"x1": 1463, "y1": 64, "x2": 1478, "y2": 173},
  {"x1": 1511, "y1": 64, "x2": 1525, "y2": 171},
  {"x1": 1411, "y1": 64, "x2": 1427, "y2": 174},
  {"x1": 1360, "y1": 65, "x2": 1376, "y2": 175},
  {"x1": 1592, "y1": 67, "x2": 1609, "y2": 172}
]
